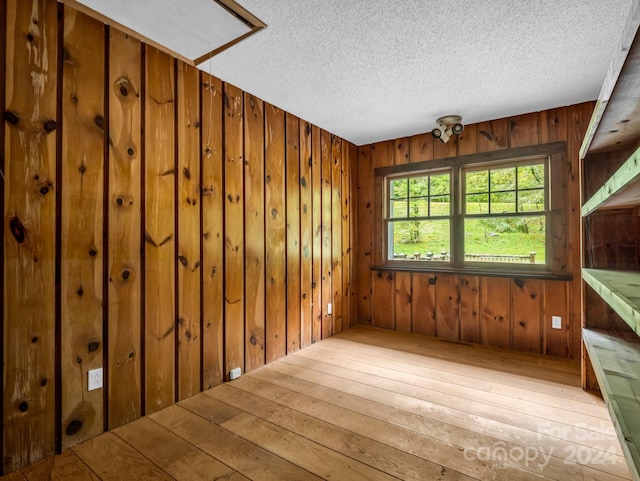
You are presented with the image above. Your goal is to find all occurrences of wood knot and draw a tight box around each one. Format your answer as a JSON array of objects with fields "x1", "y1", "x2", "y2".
[
  {"x1": 77, "y1": 287, "x2": 84, "y2": 297},
  {"x1": 9, "y1": 216, "x2": 26, "y2": 244},
  {"x1": 88, "y1": 341, "x2": 99, "y2": 352},
  {"x1": 121, "y1": 269, "x2": 131, "y2": 280},
  {"x1": 4, "y1": 110, "x2": 19, "y2": 125},
  {"x1": 514, "y1": 278, "x2": 524, "y2": 288},
  {"x1": 18, "y1": 401, "x2": 28, "y2": 412},
  {"x1": 40, "y1": 378, "x2": 48, "y2": 387},
  {"x1": 119, "y1": 85, "x2": 128, "y2": 97},
  {"x1": 66, "y1": 420, "x2": 83, "y2": 436},
  {"x1": 302, "y1": 293, "x2": 307, "y2": 299},
  {"x1": 271, "y1": 208, "x2": 278, "y2": 218},
  {"x1": 183, "y1": 168, "x2": 191, "y2": 180},
  {"x1": 300, "y1": 177, "x2": 307, "y2": 188},
  {"x1": 127, "y1": 147, "x2": 135, "y2": 156},
  {"x1": 32, "y1": 336, "x2": 39, "y2": 343},
  {"x1": 116, "y1": 197, "x2": 124, "y2": 206},
  {"x1": 26, "y1": 32, "x2": 35, "y2": 42},
  {"x1": 79, "y1": 165, "x2": 86, "y2": 174},
  {"x1": 94, "y1": 115, "x2": 104, "y2": 130},
  {"x1": 40, "y1": 186, "x2": 49, "y2": 195},
  {"x1": 43, "y1": 120, "x2": 57, "y2": 132},
  {"x1": 250, "y1": 336, "x2": 257, "y2": 346},
  {"x1": 89, "y1": 249, "x2": 97, "y2": 257}
]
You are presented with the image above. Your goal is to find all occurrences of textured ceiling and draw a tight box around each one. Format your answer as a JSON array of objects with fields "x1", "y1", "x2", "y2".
[{"x1": 200, "y1": 0, "x2": 632, "y2": 146}]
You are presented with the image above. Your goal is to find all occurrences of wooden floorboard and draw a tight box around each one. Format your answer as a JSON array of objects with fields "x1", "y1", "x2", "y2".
[{"x1": 2, "y1": 325, "x2": 632, "y2": 481}]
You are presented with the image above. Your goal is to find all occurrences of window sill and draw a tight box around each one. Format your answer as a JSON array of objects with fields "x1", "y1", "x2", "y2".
[{"x1": 371, "y1": 264, "x2": 573, "y2": 281}]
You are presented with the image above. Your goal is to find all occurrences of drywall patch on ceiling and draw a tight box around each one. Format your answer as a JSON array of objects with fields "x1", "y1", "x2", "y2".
[
  {"x1": 200, "y1": 0, "x2": 632, "y2": 145},
  {"x1": 67, "y1": 0, "x2": 262, "y2": 64}
]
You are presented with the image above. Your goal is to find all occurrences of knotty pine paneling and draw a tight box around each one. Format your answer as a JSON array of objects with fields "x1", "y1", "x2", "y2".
[
  {"x1": 3, "y1": 0, "x2": 58, "y2": 471},
  {"x1": 176, "y1": 62, "x2": 201, "y2": 401},
  {"x1": 107, "y1": 28, "x2": 142, "y2": 431},
  {"x1": 300, "y1": 122, "x2": 313, "y2": 347},
  {"x1": 200, "y1": 72, "x2": 224, "y2": 390},
  {"x1": 143, "y1": 45, "x2": 175, "y2": 415},
  {"x1": 353, "y1": 104, "x2": 594, "y2": 359},
  {"x1": 60, "y1": 8, "x2": 105, "y2": 449},
  {"x1": 330, "y1": 135, "x2": 343, "y2": 335},
  {"x1": 512, "y1": 278, "x2": 542, "y2": 353},
  {"x1": 286, "y1": 113, "x2": 301, "y2": 353},
  {"x1": 1, "y1": 0, "x2": 354, "y2": 472},
  {"x1": 320, "y1": 130, "x2": 333, "y2": 339},
  {"x1": 0, "y1": 0, "x2": 5, "y2": 468},
  {"x1": 265, "y1": 104, "x2": 287, "y2": 364},
  {"x1": 223, "y1": 83, "x2": 244, "y2": 379},
  {"x1": 243, "y1": 93, "x2": 265, "y2": 373},
  {"x1": 355, "y1": 144, "x2": 372, "y2": 326},
  {"x1": 311, "y1": 125, "x2": 323, "y2": 343}
]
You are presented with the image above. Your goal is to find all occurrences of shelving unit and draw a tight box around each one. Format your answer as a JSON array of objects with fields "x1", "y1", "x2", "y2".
[
  {"x1": 582, "y1": 329, "x2": 640, "y2": 479},
  {"x1": 581, "y1": 2, "x2": 640, "y2": 480}
]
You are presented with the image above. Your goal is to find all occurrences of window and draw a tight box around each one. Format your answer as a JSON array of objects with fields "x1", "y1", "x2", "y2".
[
  {"x1": 379, "y1": 144, "x2": 565, "y2": 275},
  {"x1": 463, "y1": 160, "x2": 547, "y2": 266},
  {"x1": 387, "y1": 171, "x2": 451, "y2": 261}
]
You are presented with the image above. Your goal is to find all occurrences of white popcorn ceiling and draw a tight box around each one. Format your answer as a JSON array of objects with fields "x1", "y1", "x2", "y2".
[{"x1": 200, "y1": 0, "x2": 632, "y2": 145}]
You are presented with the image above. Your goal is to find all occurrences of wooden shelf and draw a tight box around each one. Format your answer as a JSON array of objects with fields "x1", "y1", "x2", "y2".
[
  {"x1": 582, "y1": 328, "x2": 640, "y2": 481},
  {"x1": 582, "y1": 269, "x2": 640, "y2": 335},
  {"x1": 580, "y1": 0, "x2": 640, "y2": 158},
  {"x1": 582, "y1": 145, "x2": 640, "y2": 216}
]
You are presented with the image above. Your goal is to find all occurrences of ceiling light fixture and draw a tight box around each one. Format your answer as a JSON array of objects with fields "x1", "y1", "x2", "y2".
[{"x1": 432, "y1": 115, "x2": 464, "y2": 143}]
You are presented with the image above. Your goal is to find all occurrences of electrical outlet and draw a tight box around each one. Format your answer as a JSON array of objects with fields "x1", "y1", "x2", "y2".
[
  {"x1": 229, "y1": 367, "x2": 242, "y2": 380},
  {"x1": 88, "y1": 368, "x2": 103, "y2": 391},
  {"x1": 327, "y1": 303, "x2": 332, "y2": 315},
  {"x1": 552, "y1": 316, "x2": 562, "y2": 330}
]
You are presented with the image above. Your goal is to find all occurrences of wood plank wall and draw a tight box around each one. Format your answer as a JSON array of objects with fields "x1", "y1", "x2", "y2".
[
  {"x1": 353, "y1": 105, "x2": 594, "y2": 359},
  {"x1": 1, "y1": 0, "x2": 354, "y2": 473}
]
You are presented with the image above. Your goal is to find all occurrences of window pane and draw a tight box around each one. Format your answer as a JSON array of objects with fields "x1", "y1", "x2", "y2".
[
  {"x1": 430, "y1": 173, "x2": 450, "y2": 195},
  {"x1": 464, "y1": 216, "x2": 545, "y2": 264},
  {"x1": 490, "y1": 167, "x2": 516, "y2": 192},
  {"x1": 518, "y1": 164, "x2": 545, "y2": 189},
  {"x1": 466, "y1": 171, "x2": 488, "y2": 194},
  {"x1": 518, "y1": 189, "x2": 545, "y2": 212},
  {"x1": 465, "y1": 194, "x2": 488, "y2": 214},
  {"x1": 409, "y1": 176, "x2": 430, "y2": 197},
  {"x1": 409, "y1": 198, "x2": 428, "y2": 217},
  {"x1": 430, "y1": 196, "x2": 450, "y2": 215},
  {"x1": 490, "y1": 192, "x2": 516, "y2": 213},
  {"x1": 391, "y1": 199, "x2": 407, "y2": 218},
  {"x1": 389, "y1": 219, "x2": 450, "y2": 260},
  {"x1": 390, "y1": 179, "x2": 408, "y2": 199}
]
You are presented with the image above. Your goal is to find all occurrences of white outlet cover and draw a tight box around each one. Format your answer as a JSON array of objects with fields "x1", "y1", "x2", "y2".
[
  {"x1": 229, "y1": 367, "x2": 242, "y2": 380},
  {"x1": 327, "y1": 303, "x2": 332, "y2": 315},
  {"x1": 552, "y1": 316, "x2": 562, "y2": 330},
  {"x1": 88, "y1": 367, "x2": 103, "y2": 391}
]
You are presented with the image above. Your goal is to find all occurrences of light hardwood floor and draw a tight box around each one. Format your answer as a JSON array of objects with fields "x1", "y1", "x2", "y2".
[{"x1": 2, "y1": 325, "x2": 631, "y2": 481}]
